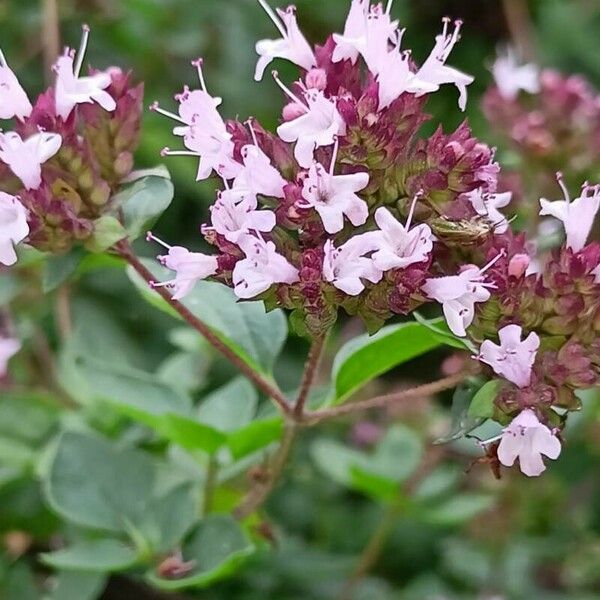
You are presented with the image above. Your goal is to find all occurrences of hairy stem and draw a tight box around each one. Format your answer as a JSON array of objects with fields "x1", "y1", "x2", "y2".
[
  {"x1": 303, "y1": 372, "x2": 468, "y2": 425},
  {"x1": 117, "y1": 241, "x2": 292, "y2": 416},
  {"x1": 294, "y1": 333, "x2": 328, "y2": 418},
  {"x1": 233, "y1": 420, "x2": 298, "y2": 520}
]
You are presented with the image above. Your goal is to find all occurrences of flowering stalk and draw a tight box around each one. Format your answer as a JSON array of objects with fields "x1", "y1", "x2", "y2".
[{"x1": 293, "y1": 331, "x2": 328, "y2": 417}]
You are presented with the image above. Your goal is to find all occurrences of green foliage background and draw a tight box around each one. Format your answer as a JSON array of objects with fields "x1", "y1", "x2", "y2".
[{"x1": 1, "y1": 1, "x2": 600, "y2": 599}]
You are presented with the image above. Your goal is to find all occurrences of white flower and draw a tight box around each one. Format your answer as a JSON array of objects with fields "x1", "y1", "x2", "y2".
[
  {"x1": 0, "y1": 50, "x2": 32, "y2": 121},
  {"x1": 0, "y1": 336, "x2": 20, "y2": 377},
  {"x1": 492, "y1": 48, "x2": 539, "y2": 100},
  {"x1": 254, "y1": 1, "x2": 316, "y2": 81},
  {"x1": 0, "y1": 192, "x2": 29, "y2": 266},
  {"x1": 497, "y1": 409, "x2": 561, "y2": 477},
  {"x1": 0, "y1": 131, "x2": 62, "y2": 190},
  {"x1": 54, "y1": 26, "x2": 116, "y2": 120},
  {"x1": 465, "y1": 187, "x2": 512, "y2": 233}
]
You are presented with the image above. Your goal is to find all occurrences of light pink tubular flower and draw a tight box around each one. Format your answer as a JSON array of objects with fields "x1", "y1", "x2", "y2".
[
  {"x1": 322, "y1": 234, "x2": 382, "y2": 296},
  {"x1": 465, "y1": 187, "x2": 512, "y2": 233},
  {"x1": 0, "y1": 50, "x2": 32, "y2": 121},
  {"x1": 54, "y1": 26, "x2": 116, "y2": 120},
  {"x1": 146, "y1": 233, "x2": 218, "y2": 300},
  {"x1": 371, "y1": 194, "x2": 433, "y2": 270},
  {"x1": 233, "y1": 235, "x2": 299, "y2": 299},
  {"x1": 497, "y1": 409, "x2": 561, "y2": 477},
  {"x1": 332, "y1": 0, "x2": 370, "y2": 65},
  {"x1": 539, "y1": 174, "x2": 600, "y2": 253},
  {"x1": 0, "y1": 131, "x2": 62, "y2": 190},
  {"x1": 492, "y1": 48, "x2": 539, "y2": 100},
  {"x1": 233, "y1": 122, "x2": 287, "y2": 198},
  {"x1": 254, "y1": 0, "x2": 316, "y2": 81},
  {"x1": 414, "y1": 18, "x2": 474, "y2": 111},
  {"x1": 0, "y1": 336, "x2": 20, "y2": 377},
  {"x1": 208, "y1": 185, "x2": 276, "y2": 244},
  {"x1": 422, "y1": 253, "x2": 503, "y2": 337},
  {"x1": 477, "y1": 324, "x2": 539, "y2": 388},
  {"x1": 298, "y1": 138, "x2": 368, "y2": 233},
  {"x1": 152, "y1": 60, "x2": 240, "y2": 181},
  {"x1": 0, "y1": 192, "x2": 29, "y2": 266},
  {"x1": 274, "y1": 73, "x2": 346, "y2": 168}
]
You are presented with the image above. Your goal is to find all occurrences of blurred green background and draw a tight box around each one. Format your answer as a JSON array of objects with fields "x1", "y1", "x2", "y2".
[{"x1": 2, "y1": 1, "x2": 600, "y2": 599}]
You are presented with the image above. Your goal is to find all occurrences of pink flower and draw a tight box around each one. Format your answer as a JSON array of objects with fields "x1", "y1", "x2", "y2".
[
  {"x1": 54, "y1": 26, "x2": 116, "y2": 120},
  {"x1": 508, "y1": 253, "x2": 530, "y2": 278},
  {"x1": 422, "y1": 253, "x2": 502, "y2": 337},
  {"x1": 465, "y1": 187, "x2": 511, "y2": 233},
  {"x1": 275, "y1": 74, "x2": 346, "y2": 168},
  {"x1": 146, "y1": 233, "x2": 218, "y2": 300},
  {"x1": 298, "y1": 139, "x2": 368, "y2": 233},
  {"x1": 208, "y1": 186, "x2": 276, "y2": 244},
  {"x1": 539, "y1": 175, "x2": 600, "y2": 253},
  {"x1": 492, "y1": 48, "x2": 539, "y2": 100},
  {"x1": 0, "y1": 192, "x2": 29, "y2": 266},
  {"x1": 0, "y1": 52, "x2": 32, "y2": 121},
  {"x1": 254, "y1": 1, "x2": 316, "y2": 81},
  {"x1": 0, "y1": 336, "x2": 20, "y2": 377},
  {"x1": 414, "y1": 18, "x2": 474, "y2": 111},
  {"x1": 371, "y1": 196, "x2": 433, "y2": 270},
  {"x1": 322, "y1": 234, "x2": 382, "y2": 296},
  {"x1": 0, "y1": 131, "x2": 62, "y2": 190},
  {"x1": 233, "y1": 235, "x2": 299, "y2": 299},
  {"x1": 332, "y1": 1, "x2": 398, "y2": 74},
  {"x1": 152, "y1": 60, "x2": 241, "y2": 181},
  {"x1": 477, "y1": 324, "x2": 539, "y2": 388},
  {"x1": 497, "y1": 409, "x2": 561, "y2": 477}
]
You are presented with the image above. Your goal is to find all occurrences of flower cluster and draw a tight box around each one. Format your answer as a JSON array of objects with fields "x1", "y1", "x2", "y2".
[{"x1": 0, "y1": 27, "x2": 142, "y2": 256}]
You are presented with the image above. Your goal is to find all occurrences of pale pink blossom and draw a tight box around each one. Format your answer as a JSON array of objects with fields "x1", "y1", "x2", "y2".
[
  {"x1": 305, "y1": 68, "x2": 327, "y2": 91},
  {"x1": 233, "y1": 235, "x2": 299, "y2": 299},
  {"x1": 371, "y1": 196, "x2": 433, "y2": 270},
  {"x1": 322, "y1": 234, "x2": 382, "y2": 296},
  {"x1": 422, "y1": 253, "x2": 502, "y2": 337},
  {"x1": 497, "y1": 409, "x2": 561, "y2": 477},
  {"x1": 477, "y1": 324, "x2": 539, "y2": 388},
  {"x1": 508, "y1": 253, "x2": 530, "y2": 278},
  {"x1": 0, "y1": 50, "x2": 32, "y2": 121},
  {"x1": 332, "y1": 0, "x2": 370, "y2": 65},
  {"x1": 208, "y1": 186, "x2": 276, "y2": 244},
  {"x1": 465, "y1": 187, "x2": 512, "y2": 233},
  {"x1": 275, "y1": 76, "x2": 346, "y2": 168},
  {"x1": 152, "y1": 60, "x2": 241, "y2": 181},
  {"x1": 0, "y1": 336, "x2": 20, "y2": 377},
  {"x1": 414, "y1": 18, "x2": 474, "y2": 111},
  {"x1": 0, "y1": 192, "x2": 29, "y2": 266},
  {"x1": 298, "y1": 139, "x2": 368, "y2": 233},
  {"x1": 254, "y1": 1, "x2": 316, "y2": 81},
  {"x1": 492, "y1": 48, "x2": 539, "y2": 100},
  {"x1": 0, "y1": 131, "x2": 62, "y2": 190},
  {"x1": 146, "y1": 233, "x2": 218, "y2": 300},
  {"x1": 539, "y1": 175, "x2": 600, "y2": 253},
  {"x1": 54, "y1": 26, "x2": 116, "y2": 120}
]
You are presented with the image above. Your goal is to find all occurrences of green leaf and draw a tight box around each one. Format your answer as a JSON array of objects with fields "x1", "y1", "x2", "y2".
[
  {"x1": 116, "y1": 174, "x2": 174, "y2": 240},
  {"x1": 43, "y1": 249, "x2": 85, "y2": 293},
  {"x1": 147, "y1": 515, "x2": 254, "y2": 591},
  {"x1": 84, "y1": 216, "x2": 127, "y2": 253},
  {"x1": 413, "y1": 311, "x2": 476, "y2": 352},
  {"x1": 420, "y1": 493, "x2": 495, "y2": 526},
  {"x1": 0, "y1": 273, "x2": 22, "y2": 305},
  {"x1": 310, "y1": 439, "x2": 365, "y2": 488},
  {"x1": 468, "y1": 379, "x2": 501, "y2": 419},
  {"x1": 41, "y1": 539, "x2": 139, "y2": 572},
  {"x1": 226, "y1": 417, "x2": 283, "y2": 460},
  {"x1": 127, "y1": 259, "x2": 287, "y2": 374},
  {"x1": 46, "y1": 571, "x2": 106, "y2": 600},
  {"x1": 160, "y1": 414, "x2": 226, "y2": 454},
  {"x1": 330, "y1": 319, "x2": 445, "y2": 404}
]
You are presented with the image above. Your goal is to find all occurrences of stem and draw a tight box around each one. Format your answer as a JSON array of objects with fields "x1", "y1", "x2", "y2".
[
  {"x1": 202, "y1": 456, "x2": 218, "y2": 516},
  {"x1": 501, "y1": 0, "x2": 537, "y2": 62},
  {"x1": 41, "y1": 0, "x2": 60, "y2": 82},
  {"x1": 55, "y1": 284, "x2": 73, "y2": 341},
  {"x1": 117, "y1": 241, "x2": 292, "y2": 417},
  {"x1": 303, "y1": 372, "x2": 467, "y2": 425},
  {"x1": 294, "y1": 333, "x2": 328, "y2": 418},
  {"x1": 233, "y1": 420, "x2": 298, "y2": 520}
]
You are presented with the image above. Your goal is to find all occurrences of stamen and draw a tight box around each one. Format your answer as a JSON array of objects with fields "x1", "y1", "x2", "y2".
[
  {"x1": 246, "y1": 118, "x2": 260, "y2": 147},
  {"x1": 479, "y1": 249, "x2": 506, "y2": 275},
  {"x1": 555, "y1": 171, "x2": 571, "y2": 203},
  {"x1": 271, "y1": 71, "x2": 308, "y2": 111},
  {"x1": 160, "y1": 147, "x2": 199, "y2": 157},
  {"x1": 149, "y1": 102, "x2": 187, "y2": 124},
  {"x1": 257, "y1": 0, "x2": 288, "y2": 38},
  {"x1": 221, "y1": 176, "x2": 230, "y2": 190},
  {"x1": 405, "y1": 190, "x2": 423, "y2": 231},
  {"x1": 191, "y1": 58, "x2": 207, "y2": 92},
  {"x1": 329, "y1": 136, "x2": 339, "y2": 176},
  {"x1": 150, "y1": 280, "x2": 174, "y2": 289},
  {"x1": 146, "y1": 231, "x2": 172, "y2": 250},
  {"x1": 74, "y1": 24, "x2": 91, "y2": 78},
  {"x1": 0, "y1": 48, "x2": 7, "y2": 68},
  {"x1": 385, "y1": 0, "x2": 394, "y2": 14}
]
